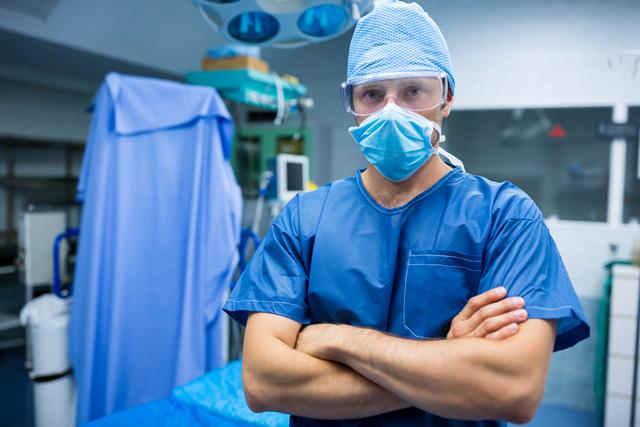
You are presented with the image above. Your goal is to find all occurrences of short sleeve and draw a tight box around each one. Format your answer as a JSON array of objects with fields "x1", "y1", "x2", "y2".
[
  {"x1": 223, "y1": 197, "x2": 309, "y2": 326},
  {"x1": 478, "y1": 218, "x2": 590, "y2": 351}
]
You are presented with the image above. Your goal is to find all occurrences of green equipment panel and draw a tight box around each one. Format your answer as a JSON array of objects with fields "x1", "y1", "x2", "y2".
[
  {"x1": 185, "y1": 69, "x2": 307, "y2": 112},
  {"x1": 232, "y1": 127, "x2": 312, "y2": 197}
]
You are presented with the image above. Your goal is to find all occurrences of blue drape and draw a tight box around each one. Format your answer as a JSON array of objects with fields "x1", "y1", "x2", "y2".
[{"x1": 70, "y1": 73, "x2": 242, "y2": 424}]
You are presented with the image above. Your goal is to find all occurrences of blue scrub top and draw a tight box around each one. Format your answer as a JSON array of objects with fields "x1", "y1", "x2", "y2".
[{"x1": 224, "y1": 167, "x2": 590, "y2": 427}]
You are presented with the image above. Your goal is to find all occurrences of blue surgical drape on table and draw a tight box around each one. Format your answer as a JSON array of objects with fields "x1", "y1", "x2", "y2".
[{"x1": 70, "y1": 73, "x2": 242, "y2": 424}]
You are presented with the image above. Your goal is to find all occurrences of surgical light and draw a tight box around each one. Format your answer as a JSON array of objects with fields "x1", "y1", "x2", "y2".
[
  {"x1": 194, "y1": 0, "x2": 373, "y2": 48},
  {"x1": 297, "y1": 4, "x2": 349, "y2": 38},
  {"x1": 228, "y1": 11, "x2": 280, "y2": 43}
]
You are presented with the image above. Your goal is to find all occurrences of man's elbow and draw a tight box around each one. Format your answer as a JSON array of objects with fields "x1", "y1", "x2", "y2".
[
  {"x1": 505, "y1": 404, "x2": 537, "y2": 425},
  {"x1": 243, "y1": 370, "x2": 270, "y2": 413},
  {"x1": 501, "y1": 380, "x2": 544, "y2": 424}
]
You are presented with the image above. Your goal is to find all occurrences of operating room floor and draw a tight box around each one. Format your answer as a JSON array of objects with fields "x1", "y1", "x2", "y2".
[
  {"x1": 0, "y1": 346, "x2": 33, "y2": 427},
  {"x1": 516, "y1": 404, "x2": 598, "y2": 427},
  {"x1": 0, "y1": 275, "x2": 33, "y2": 427}
]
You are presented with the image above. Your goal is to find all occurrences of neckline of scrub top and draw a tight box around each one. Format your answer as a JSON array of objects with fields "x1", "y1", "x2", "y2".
[{"x1": 355, "y1": 166, "x2": 463, "y2": 215}]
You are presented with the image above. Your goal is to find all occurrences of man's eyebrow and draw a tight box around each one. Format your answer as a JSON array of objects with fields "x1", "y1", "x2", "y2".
[{"x1": 357, "y1": 83, "x2": 385, "y2": 89}]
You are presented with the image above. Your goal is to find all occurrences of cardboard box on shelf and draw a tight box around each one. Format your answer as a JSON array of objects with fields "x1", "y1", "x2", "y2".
[{"x1": 202, "y1": 56, "x2": 270, "y2": 74}]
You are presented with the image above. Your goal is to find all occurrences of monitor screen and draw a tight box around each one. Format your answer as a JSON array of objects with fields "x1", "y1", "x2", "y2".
[{"x1": 286, "y1": 162, "x2": 304, "y2": 192}]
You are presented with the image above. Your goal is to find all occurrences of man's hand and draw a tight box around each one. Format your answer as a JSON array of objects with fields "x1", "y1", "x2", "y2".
[
  {"x1": 447, "y1": 286, "x2": 527, "y2": 340},
  {"x1": 295, "y1": 323, "x2": 340, "y2": 360}
]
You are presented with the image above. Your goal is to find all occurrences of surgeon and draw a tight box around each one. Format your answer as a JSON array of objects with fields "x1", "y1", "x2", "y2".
[{"x1": 224, "y1": 1, "x2": 590, "y2": 425}]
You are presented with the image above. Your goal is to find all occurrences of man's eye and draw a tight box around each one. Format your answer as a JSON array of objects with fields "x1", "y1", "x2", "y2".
[
  {"x1": 365, "y1": 90, "x2": 380, "y2": 99},
  {"x1": 407, "y1": 87, "x2": 423, "y2": 96}
]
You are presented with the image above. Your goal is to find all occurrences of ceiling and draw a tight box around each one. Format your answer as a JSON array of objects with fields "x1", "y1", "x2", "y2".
[
  {"x1": 0, "y1": 28, "x2": 180, "y2": 88},
  {"x1": 0, "y1": 0, "x2": 220, "y2": 80}
]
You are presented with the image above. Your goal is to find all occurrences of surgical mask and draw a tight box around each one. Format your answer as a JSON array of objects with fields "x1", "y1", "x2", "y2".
[{"x1": 348, "y1": 103, "x2": 444, "y2": 182}]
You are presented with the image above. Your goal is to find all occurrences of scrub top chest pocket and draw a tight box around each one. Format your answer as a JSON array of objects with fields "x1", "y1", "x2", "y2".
[{"x1": 402, "y1": 251, "x2": 482, "y2": 339}]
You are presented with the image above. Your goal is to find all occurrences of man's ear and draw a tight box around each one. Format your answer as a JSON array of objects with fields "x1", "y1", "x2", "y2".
[
  {"x1": 441, "y1": 93, "x2": 454, "y2": 118},
  {"x1": 431, "y1": 134, "x2": 441, "y2": 150}
]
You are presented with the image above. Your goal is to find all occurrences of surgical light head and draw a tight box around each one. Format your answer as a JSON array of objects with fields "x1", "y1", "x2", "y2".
[{"x1": 195, "y1": 0, "x2": 373, "y2": 48}]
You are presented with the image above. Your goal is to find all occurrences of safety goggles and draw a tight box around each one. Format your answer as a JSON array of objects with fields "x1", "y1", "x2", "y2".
[{"x1": 340, "y1": 72, "x2": 448, "y2": 116}]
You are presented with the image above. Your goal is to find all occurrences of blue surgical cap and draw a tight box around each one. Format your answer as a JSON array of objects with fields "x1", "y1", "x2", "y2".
[{"x1": 347, "y1": 0, "x2": 456, "y2": 94}]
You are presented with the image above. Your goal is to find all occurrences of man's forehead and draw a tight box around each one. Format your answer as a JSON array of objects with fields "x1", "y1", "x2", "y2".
[{"x1": 356, "y1": 77, "x2": 439, "y2": 88}]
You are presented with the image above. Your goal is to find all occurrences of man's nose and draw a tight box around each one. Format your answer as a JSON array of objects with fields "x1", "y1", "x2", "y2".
[{"x1": 383, "y1": 94, "x2": 399, "y2": 107}]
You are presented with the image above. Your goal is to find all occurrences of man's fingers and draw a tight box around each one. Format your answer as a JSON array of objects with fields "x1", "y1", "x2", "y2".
[
  {"x1": 466, "y1": 296, "x2": 525, "y2": 330},
  {"x1": 473, "y1": 308, "x2": 528, "y2": 338},
  {"x1": 456, "y1": 287, "x2": 507, "y2": 321},
  {"x1": 485, "y1": 323, "x2": 519, "y2": 340}
]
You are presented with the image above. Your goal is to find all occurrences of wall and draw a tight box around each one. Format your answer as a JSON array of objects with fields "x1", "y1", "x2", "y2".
[
  {"x1": 0, "y1": 74, "x2": 92, "y2": 142},
  {"x1": 0, "y1": 66, "x2": 88, "y2": 231},
  {"x1": 5, "y1": 0, "x2": 635, "y2": 106},
  {"x1": 433, "y1": 0, "x2": 640, "y2": 109},
  {"x1": 444, "y1": 107, "x2": 614, "y2": 222},
  {"x1": 549, "y1": 221, "x2": 640, "y2": 298},
  {"x1": 260, "y1": 0, "x2": 640, "y2": 182}
]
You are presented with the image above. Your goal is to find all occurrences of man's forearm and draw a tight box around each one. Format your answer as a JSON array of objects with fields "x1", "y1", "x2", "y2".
[
  {"x1": 315, "y1": 320, "x2": 555, "y2": 423},
  {"x1": 243, "y1": 319, "x2": 409, "y2": 419}
]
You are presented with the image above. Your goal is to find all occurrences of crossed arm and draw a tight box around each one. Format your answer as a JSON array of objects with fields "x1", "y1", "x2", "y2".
[{"x1": 242, "y1": 288, "x2": 556, "y2": 424}]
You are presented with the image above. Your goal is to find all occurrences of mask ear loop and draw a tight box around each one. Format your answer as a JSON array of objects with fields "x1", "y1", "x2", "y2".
[
  {"x1": 431, "y1": 122, "x2": 445, "y2": 144},
  {"x1": 431, "y1": 121, "x2": 464, "y2": 171}
]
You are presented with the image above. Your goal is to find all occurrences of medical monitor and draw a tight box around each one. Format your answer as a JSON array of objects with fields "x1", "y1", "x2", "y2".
[{"x1": 276, "y1": 154, "x2": 309, "y2": 205}]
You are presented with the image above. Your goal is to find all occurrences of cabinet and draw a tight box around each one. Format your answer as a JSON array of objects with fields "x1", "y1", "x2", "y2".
[{"x1": 606, "y1": 265, "x2": 640, "y2": 427}]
